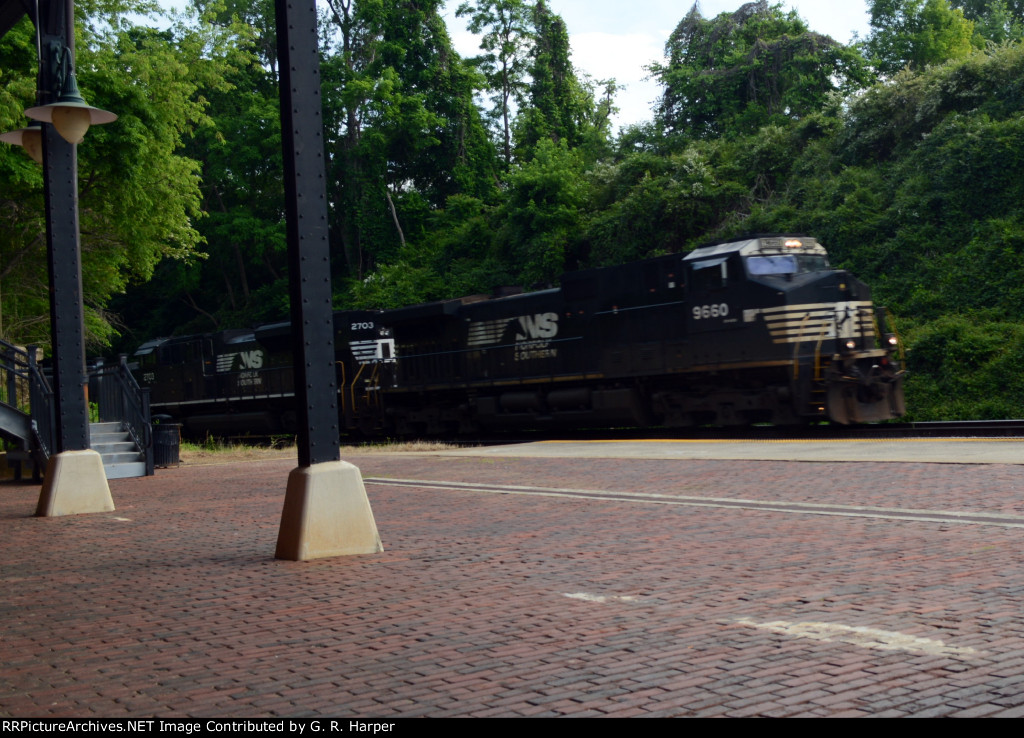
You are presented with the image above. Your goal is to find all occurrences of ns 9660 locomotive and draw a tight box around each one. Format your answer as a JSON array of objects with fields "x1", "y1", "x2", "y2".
[{"x1": 132, "y1": 234, "x2": 905, "y2": 437}]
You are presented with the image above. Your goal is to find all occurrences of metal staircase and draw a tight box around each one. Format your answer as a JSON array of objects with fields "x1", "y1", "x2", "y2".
[
  {"x1": 87, "y1": 357, "x2": 154, "y2": 479},
  {"x1": 0, "y1": 341, "x2": 153, "y2": 480},
  {"x1": 89, "y1": 421, "x2": 148, "y2": 479},
  {"x1": 0, "y1": 341, "x2": 55, "y2": 480}
]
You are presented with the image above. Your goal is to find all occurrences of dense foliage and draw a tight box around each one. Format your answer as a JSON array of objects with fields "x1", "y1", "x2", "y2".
[
  {"x1": 4, "y1": 0, "x2": 1024, "y2": 419},
  {"x1": 0, "y1": 4, "x2": 240, "y2": 347}
]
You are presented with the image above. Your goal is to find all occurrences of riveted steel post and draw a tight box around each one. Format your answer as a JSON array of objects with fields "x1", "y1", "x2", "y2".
[
  {"x1": 40, "y1": 0, "x2": 89, "y2": 453},
  {"x1": 274, "y1": 0, "x2": 340, "y2": 467},
  {"x1": 272, "y1": 0, "x2": 381, "y2": 559}
]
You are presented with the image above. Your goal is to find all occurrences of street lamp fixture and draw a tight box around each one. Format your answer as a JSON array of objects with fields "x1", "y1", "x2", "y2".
[
  {"x1": 25, "y1": 66, "x2": 116, "y2": 144},
  {"x1": 0, "y1": 121, "x2": 44, "y2": 163},
  {"x1": 1, "y1": 1, "x2": 115, "y2": 157}
]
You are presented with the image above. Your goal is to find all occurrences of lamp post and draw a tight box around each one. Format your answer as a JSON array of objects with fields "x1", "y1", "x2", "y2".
[{"x1": 23, "y1": 0, "x2": 115, "y2": 516}]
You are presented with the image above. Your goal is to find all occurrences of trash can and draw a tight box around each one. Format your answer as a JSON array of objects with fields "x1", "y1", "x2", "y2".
[{"x1": 153, "y1": 422, "x2": 181, "y2": 468}]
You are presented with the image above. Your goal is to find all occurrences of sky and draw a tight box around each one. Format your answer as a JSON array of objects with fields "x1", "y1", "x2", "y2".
[{"x1": 441, "y1": 0, "x2": 874, "y2": 130}]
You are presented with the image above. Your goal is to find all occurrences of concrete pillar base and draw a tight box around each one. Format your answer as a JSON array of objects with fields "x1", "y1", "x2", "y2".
[
  {"x1": 276, "y1": 461, "x2": 383, "y2": 561},
  {"x1": 36, "y1": 450, "x2": 114, "y2": 517}
]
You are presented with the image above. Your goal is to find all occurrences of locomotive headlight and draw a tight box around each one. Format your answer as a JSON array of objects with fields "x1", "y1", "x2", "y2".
[
  {"x1": 844, "y1": 339, "x2": 857, "y2": 351},
  {"x1": 886, "y1": 334, "x2": 898, "y2": 347}
]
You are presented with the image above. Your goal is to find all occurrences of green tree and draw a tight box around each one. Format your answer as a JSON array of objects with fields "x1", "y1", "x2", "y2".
[
  {"x1": 1, "y1": 5, "x2": 240, "y2": 348},
  {"x1": 514, "y1": 0, "x2": 586, "y2": 157},
  {"x1": 499, "y1": 137, "x2": 586, "y2": 284},
  {"x1": 456, "y1": 0, "x2": 533, "y2": 168},
  {"x1": 864, "y1": 0, "x2": 977, "y2": 75},
  {"x1": 651, "y1": 1, "x2": 871, "y2": 142},
  {"x1": 177, "y1": 58, "x2": 287, "y2": 331},
  {"x1": 321, "y1": 0, "x2": 498, "y2": 282},
  {"x1": 951, "y1": 0, "x2": 1024, "y2": 43}
]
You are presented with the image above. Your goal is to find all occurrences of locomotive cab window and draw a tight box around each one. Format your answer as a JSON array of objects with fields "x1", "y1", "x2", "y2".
[
  {"x1": 746, "y1": 254, "x2": 831, "y2": 276},
  {"x1": 689, "y1": 256, "x2": 738, "y2": 291}
]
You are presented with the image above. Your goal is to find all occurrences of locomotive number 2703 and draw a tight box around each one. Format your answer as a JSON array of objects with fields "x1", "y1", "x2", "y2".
[{"x1": 692, "y1": 303, "x2": 729, "y2": 320}]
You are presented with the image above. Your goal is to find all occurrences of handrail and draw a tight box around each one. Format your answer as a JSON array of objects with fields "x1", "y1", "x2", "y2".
[
  {"x1": 0, "y1": 338, "x2": 33, "y2": 408},
  {"x1": 792, "y1": 313, "x2": 811, "y2": 380},
  {"x1": 337, "y1": 361, "x2": 347, "y2": 416},
  {"x1": 814, "y1": 319, "x2": 829, "y2": 382},
  {"x1": 0, "y1": 339, "x2": 55, "y2": 474},
  {"x1": 349, "y1": 362, "x2": 367, "y2": 415},
  {"x1": 28, "y1": 350, "x2": 54, "y2": 461},
  {"x1": 90, "y1": 356, "x2": 153, "y2": 476}
]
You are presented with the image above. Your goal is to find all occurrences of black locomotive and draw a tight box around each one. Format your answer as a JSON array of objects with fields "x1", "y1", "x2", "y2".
[{"x1": 132, "y1": 235, "x2": 905, "y2": 436}]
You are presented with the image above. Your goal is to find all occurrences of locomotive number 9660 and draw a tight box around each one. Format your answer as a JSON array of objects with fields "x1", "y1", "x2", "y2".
[{"x1": 692, "y1": 303, "x2": 729, "y2": 320}]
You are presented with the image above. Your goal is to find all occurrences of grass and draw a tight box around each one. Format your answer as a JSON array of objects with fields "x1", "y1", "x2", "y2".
[{"x1": 178, "y1": 436, "x2": 455, "y2": 465}]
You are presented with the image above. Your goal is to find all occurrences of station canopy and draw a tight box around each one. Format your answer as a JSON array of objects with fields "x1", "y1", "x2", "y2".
[{"x1": 0, "y1": 0, "x2": 30, "y2": 39}]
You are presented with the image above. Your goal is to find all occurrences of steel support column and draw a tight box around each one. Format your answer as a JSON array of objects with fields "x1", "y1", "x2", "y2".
[
  {"x1": 274, "y1": 0, "x2": 340, "y2": 468},
  {"x1": 39, "y1": 0, "x2": 89, "y2": 453},
  {"x1": 273, "y1": 0, "x2": 381, "y2": 559},
  {"x1": 43, "y1": 126, "x2": 90, "y2": 453}
]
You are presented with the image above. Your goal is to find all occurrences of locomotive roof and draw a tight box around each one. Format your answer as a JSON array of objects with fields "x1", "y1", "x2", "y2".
[
  {"x1": 133, "y1": 338, "x2": 167, "y2": 356},
  {"x1": 382, "y1": 287, "x2": 561, "y2": 323},
  {"x1": 684, "y1": 235, "x2": 827, "y2": 261}
]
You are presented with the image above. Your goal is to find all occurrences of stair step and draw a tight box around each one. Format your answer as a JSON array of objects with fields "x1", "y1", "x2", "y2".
[
  {"x1": 90, "y1": 421, "x2": 123, "y2": 434},
  {"x1": 89, "y1": 422, "x2": 149, "y2": 479},
  {"x1": 105, "y1": 461, "x2": 148, "y2": 480},
  {"x1": 93, "y1": 427, "x2": 129, "y2": 435},
  {"x1": 93, "y1": 441, "x2": 136, "y2": 455},
  {"x1": 92, "y1": 430, "x2": 130, "y2": 441},
  {"x1": 100, "y1": 451, "x2": 144, "y2": 465}
]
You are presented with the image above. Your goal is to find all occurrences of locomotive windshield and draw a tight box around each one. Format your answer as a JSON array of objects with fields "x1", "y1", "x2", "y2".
[{"x1": 745, "y1": 254, "x2": 830, "y2": 276}]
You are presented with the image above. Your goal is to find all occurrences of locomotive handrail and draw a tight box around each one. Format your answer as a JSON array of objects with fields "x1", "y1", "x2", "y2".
[
  {"x1": 593, "y1": 299, "x2": 688, "y2": 316},
  {"x1": 366, "y1": 363, "x2": 382, "y2": 410},
  {"x1": 337, "y1": 360, "x2": 347, "y2": 416},
  {"x1": 349, "y1": 361, "x2": 367, "y2": 415},
  {"x1": 814, "y1": 319, "x2": 830, "y2": 381},
  {"x1": 792, "y1": 313, "x2": 811, "y2": 380}
]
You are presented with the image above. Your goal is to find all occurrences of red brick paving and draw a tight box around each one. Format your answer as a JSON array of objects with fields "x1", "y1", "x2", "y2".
[{"x1": 4, "y1": 454, "x2": 1024, "y2": 716}]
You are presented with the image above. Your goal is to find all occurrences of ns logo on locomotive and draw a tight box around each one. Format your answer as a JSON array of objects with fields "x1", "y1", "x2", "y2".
[{"x1": 132, "y1": 235, "x2": 905, "y2": 437}]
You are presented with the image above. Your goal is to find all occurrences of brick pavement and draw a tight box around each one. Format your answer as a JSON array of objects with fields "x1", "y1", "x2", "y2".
[{"x1": 4, "y1": 453, "x2": 1024, "y2": 717}]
